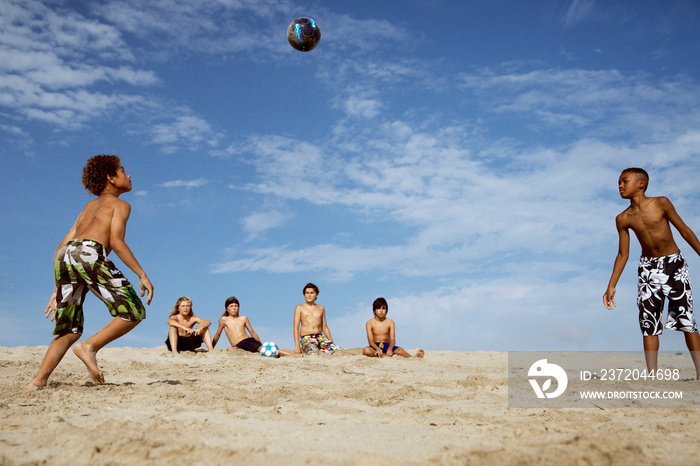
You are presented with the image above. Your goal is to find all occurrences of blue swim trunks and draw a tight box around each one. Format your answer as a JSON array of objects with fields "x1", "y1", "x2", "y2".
[{"x1": 376, "y1": 342, "x2": 399, "y2": 354}]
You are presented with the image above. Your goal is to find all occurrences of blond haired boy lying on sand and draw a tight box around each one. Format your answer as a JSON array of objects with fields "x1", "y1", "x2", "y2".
[{"x1": 363, "y1": 297, "x2": 424, "y2": 358}]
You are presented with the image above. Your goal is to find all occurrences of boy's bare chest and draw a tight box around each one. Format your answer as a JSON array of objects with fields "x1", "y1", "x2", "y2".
[
  {"x1": 301, "y1": 305, "x2": 323, "y2": 319},
  {"x1": 624, "y1": 206, "x2": 666, "y2": 232},
  {"x1": 178, "y1": 316, "x2": 197, "y2": 328},
  {"x1": 225, "y1": 317, "x2": 246, "y2": 330},
  {"x1": 372, "y1": 321, "x2": 391, "y2": 334}
]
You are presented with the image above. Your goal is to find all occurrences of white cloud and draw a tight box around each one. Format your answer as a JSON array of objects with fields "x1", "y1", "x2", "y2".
[
  {"x1": 241, "y1": 210, "x2": 293, "y2": 238},
  {"x1": 342, "y1": 96, "x2": 382, "y2": 119},
  {"x1": 157, "y1": 178, "x2": 209, "y2": 188},
  {"x1": 150, "y1": 115, "x2": 222, "y2": 151},
  {"x1": 458, "y1": 67, "x2": 700, "y2": 140},
  {"x1": 561, "y1": 0, "x2": 595, "y2": 29},
  {"x1": 0, "y1": 0, "x2": 157, "y2": 128},
  {"x1": 212, "y1": 62, "x2": 700, "y2": 285}
]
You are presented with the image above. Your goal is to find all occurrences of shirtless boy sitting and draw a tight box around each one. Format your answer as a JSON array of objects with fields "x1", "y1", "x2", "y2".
[
  {"x1": 212, "y1": 297, "x2": 297, "y2": 357},
  {"x1": 165, "y1": 296, "x2": 214, "y2": 353},
  {"x1": 604, "y1": 168, "x2": 700, "y2": 378},
  {"x1": 363, "y1": 297, "x2": 424, "y2": 358},
  {"x1": 293, "y1": 283, "x2": 341, "y2": 355}
]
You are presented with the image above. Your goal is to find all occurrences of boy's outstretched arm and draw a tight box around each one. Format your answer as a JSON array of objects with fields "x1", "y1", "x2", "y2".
[
  {"x1": 45, "y1": 221, "x2": 81, "y2": 319},
  {"x1": 663, "y1": 197, "x2": 700, "y2": 257},
  {"x1": 244, "y1": 317, "x2": 261, "y2": 342},
  {"x1": 109, "y1": 200, "x2": 154, "y2": 304},
  {"x1": 387, "y1": 320, "x2": 396, "y2": 357},
  {"x1": 212, "y1": 317, "x2": 225, "y2": 348},
  {"x1": 321, "y1": 310, "x2": 334, "y2": 342},
  {"x1": 293, "y1": 306, "x2": 302, "y2": 353},
  {"x1": 604, "y1": 216, "x2": 630, "y2": 310},
  {"x1": 365, "y1": 321, "x2": 383, "y2": 357}
]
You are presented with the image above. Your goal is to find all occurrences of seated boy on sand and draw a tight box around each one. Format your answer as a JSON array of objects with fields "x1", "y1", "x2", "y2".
[
  {"x1": 293, "y1": 283, "x2": 341, "y2": 355},
  {"x1": 363, "y1": 297, "x2": 424, "y2": 358},
  {"x1": 166, "y1": 296, "x2": 214, "y2": 353},
  {"x1": 212, "y1": 297, "x2": 297, "y2": 357}
]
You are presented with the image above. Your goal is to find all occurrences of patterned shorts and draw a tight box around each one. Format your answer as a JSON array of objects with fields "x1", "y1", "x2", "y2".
[
  {"x1": 300, "y1": 334, "x2": 340, "y2": 354},
  {"x1": 53, "y1": 239, "x2": 146, "y2": 335},
  {"x1": 637, "y1": 251, "x2": 697, "y2": 336}
]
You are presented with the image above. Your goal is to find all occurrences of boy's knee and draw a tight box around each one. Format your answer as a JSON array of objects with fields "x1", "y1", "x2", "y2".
[{"x1": 55, "y1": 330, "x2": 82, "y2": 341}]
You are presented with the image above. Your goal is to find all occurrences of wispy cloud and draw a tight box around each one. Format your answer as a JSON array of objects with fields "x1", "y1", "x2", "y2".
[
  {"x1": 150, "y1": 115, "x2": 222, "y2": 154},
  {"x1": 241, "y1": 210, "x2": 293, "y2": 239},
  {"x1": 157, "y1": 178, "x2": 209, "y2": 188},
  {"x1": 561, "y1": 0, "x2": 595, "y2": 29},
  {"x1": 0, "y1": 0, "x2": 158, "y2": 128},
  {"x1": 458, "y1": 66, "x2": 700, "y2": 140},
  {"x1": 91, "y1": 0, "x2": 293, "y2": 56},
  {"x1": 212, "y1": 66, "x2": 700, "y2": 283}
]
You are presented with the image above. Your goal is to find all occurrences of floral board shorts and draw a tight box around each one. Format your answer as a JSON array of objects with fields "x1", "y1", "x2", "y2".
[
  {"x1": 637, "y1": 251, "x2": 697, "y2": 336},
  {"x1": 300, "y1": 334, "x2": 340, "y2": 354},
  {"x1": 53, "y1": 239, "x2": 146, "y2": 335}
]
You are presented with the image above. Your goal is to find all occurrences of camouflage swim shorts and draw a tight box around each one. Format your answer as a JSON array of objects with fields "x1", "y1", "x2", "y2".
[
  {"x1": 53, "y1": 239, "x2": 146, "y2": 335},
  {"x1": 300, "y1": 334, "x2": 340, "y2": 354}
]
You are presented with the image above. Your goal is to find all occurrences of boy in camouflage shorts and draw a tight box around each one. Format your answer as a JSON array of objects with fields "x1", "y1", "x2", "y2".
[{"x1": 27, "y1": 155, "x2": 154, "y2": 389}]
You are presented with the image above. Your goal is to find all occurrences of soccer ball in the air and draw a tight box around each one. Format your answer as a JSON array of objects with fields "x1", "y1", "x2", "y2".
[
  {"x1": 287, "y1": 17, "x2": 321, "y2": 52},
  {"x1": 261, "y1": 341, "x2": 280, "y2": 358}
]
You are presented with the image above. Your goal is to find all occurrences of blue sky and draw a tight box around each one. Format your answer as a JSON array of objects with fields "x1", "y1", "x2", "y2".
[{"x1": 2, "y1": 0, "x2": 700, "y2": 352}]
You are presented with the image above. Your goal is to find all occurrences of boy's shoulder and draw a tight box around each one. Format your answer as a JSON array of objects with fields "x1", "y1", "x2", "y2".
[
  {"x1": 95, "y1": 193, "x2": 130, "y2": 206},
  {"x1": 618, "y1": 196, "x2": 672, "y2": 219},
  {"x1": 367, "y1": 316, "x2": 392, "y2": 325},
  {"x1": 297, "y1": 302, "x2": 324, "y2": 311}
]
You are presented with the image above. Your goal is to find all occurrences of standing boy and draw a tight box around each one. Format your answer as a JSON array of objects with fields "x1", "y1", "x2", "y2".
[
  {"x1": 26, "y1": 155, "x2": 153, "y2": 389},
  {"x1": 293, "y1": 283, "x2": 341, "y2": 355},
  {"x1": 604, "y1": 167, "x2": 700, "y2": 378},
  {"x1": 363, "y1": 297, "x2": 424, "y2": 358}
]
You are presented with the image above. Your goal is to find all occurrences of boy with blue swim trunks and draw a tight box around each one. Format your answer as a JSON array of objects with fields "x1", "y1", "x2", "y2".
[
  {"x1": 363, "y1": 297, "x2": 424, "y2": 358},
  {"x1": 27, "y1": 155, "x2": 154, "y2": 389},
  {"x1": 604, "y1": 168, "x2": 700, "y2": 378}
]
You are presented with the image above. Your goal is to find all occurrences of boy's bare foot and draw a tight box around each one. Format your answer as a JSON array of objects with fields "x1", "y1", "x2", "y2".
[
  {"x1": 25, "y1": 379, "x2": 45, "y2": 390},
  {"x1": 73, "y1": 342, "x2": 104, "y2": 384},
  {"x1": 416, "y1": 349, "x2": 425, "y2": 358}
]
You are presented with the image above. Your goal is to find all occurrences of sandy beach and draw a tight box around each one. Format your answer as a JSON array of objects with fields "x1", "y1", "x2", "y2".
[{"x1": 1, "y1": 346, "x2": 699, "y2": 465}]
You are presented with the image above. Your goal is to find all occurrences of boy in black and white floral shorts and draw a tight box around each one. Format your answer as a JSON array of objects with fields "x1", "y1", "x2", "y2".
[
  {"x1": 637, "y1": 251, "x2": 697, "y2": 336},
  {"x1": 604, "y1": 167, "x2": 700, "y2": 379}
]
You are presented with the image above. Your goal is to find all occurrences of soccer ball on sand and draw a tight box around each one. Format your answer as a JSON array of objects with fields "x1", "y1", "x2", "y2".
[{"x1": 261, "y1": 341, "x2": 280, "y2": 358}]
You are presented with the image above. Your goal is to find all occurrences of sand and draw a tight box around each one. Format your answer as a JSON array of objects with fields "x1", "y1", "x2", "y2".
[{"x1": 1, "y1": 346, "x2": 699, "y2": 465}]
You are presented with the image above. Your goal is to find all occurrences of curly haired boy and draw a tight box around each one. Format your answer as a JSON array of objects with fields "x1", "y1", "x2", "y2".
[{"x1": 27, "y1": 155, "x2": 154, "y2": 389}]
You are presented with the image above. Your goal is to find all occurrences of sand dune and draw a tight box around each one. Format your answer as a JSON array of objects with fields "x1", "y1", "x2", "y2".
[{"x1": 1, "y1": 346, "x2": 698, "y2": 465}]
